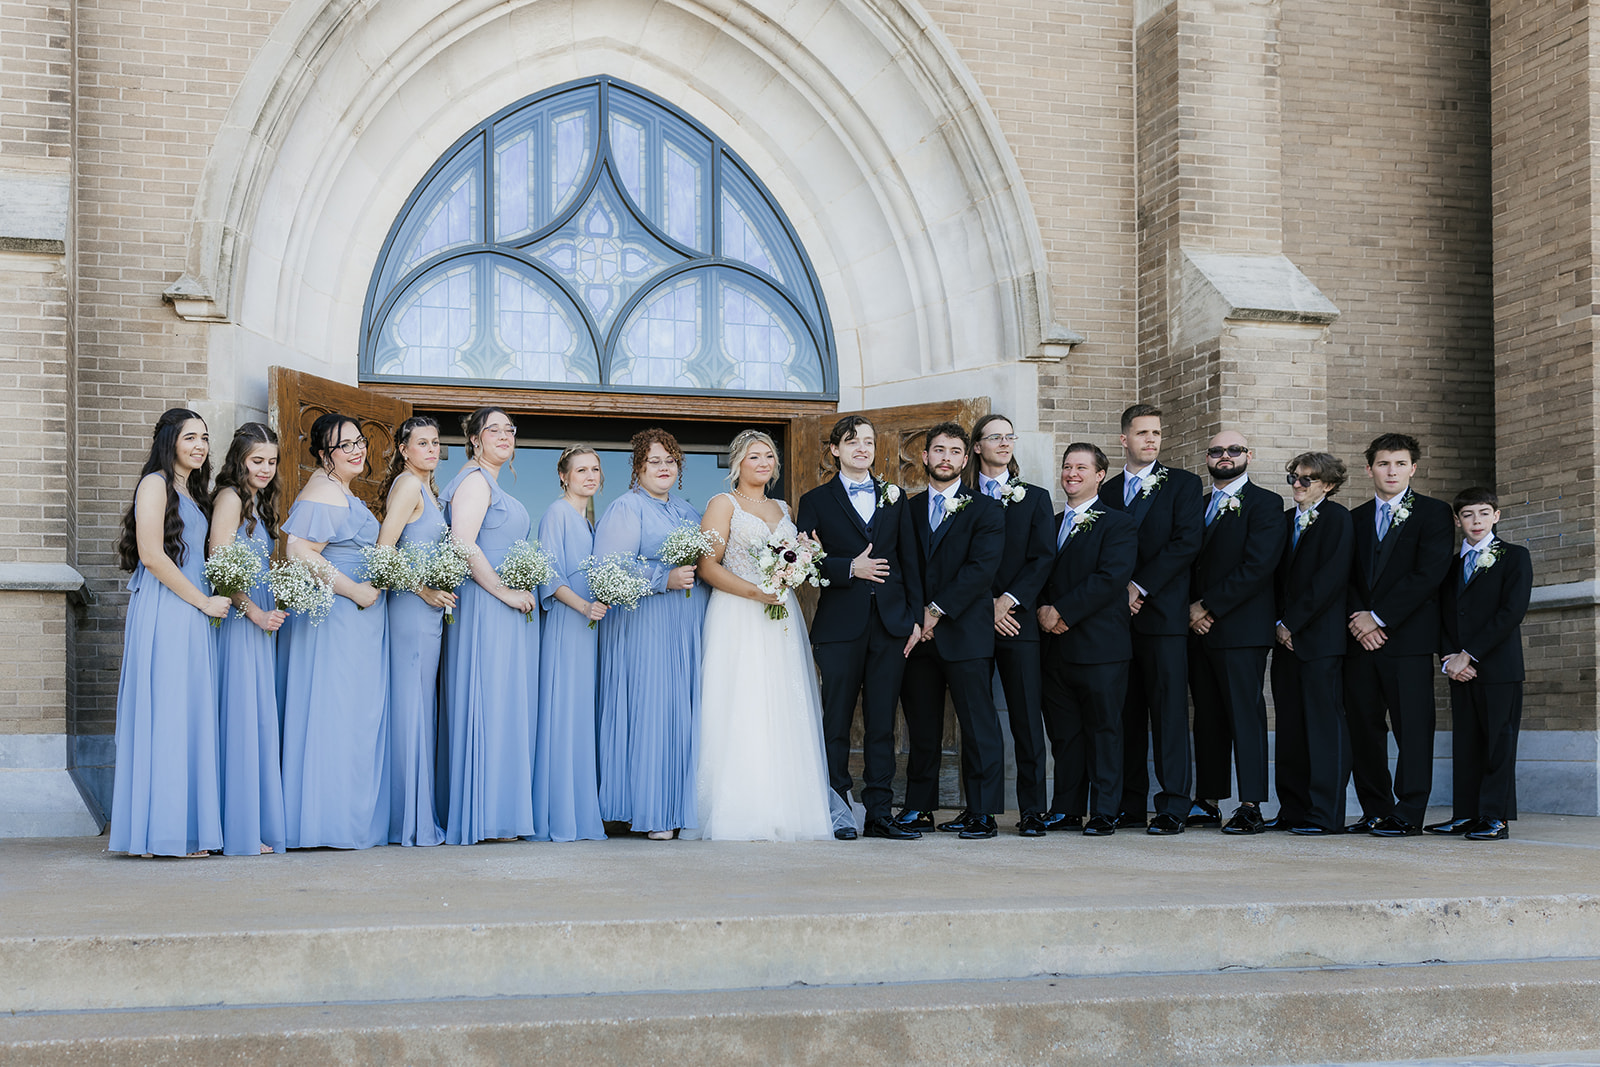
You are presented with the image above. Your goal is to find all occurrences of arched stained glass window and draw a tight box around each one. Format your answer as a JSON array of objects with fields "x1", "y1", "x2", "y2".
[{"x1": 362, "y1": 77, "x2": 836, "y2": 399}]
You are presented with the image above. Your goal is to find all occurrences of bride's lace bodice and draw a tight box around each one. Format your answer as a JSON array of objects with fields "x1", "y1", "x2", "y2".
[{"x1": 722, "y1": 494, "x2": 795, "y2": 584}]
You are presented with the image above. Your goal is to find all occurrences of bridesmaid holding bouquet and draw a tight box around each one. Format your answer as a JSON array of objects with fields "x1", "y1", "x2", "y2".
[
  {"x1": 208, "y1": 422, "x2": 288, "y2": 856},
  {"x1": 110, "y1": 408, "x2": 230, "y2": 857},
  {"x1": 376, "y1": 416, "x2": 451, "y2": 847},
  {"x1": 278, "y1": 413, "x2": 391, "y2": 850},
  {"x1": 532, "y1": 446, "x2": 608, "y2": 842},
  {"x1": 439, "y1": 407, "x2": 539, "y2": 843}
]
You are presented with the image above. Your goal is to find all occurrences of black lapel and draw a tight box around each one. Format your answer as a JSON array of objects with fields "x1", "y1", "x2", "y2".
[
  {"x1": 1128, "y1": 464, "x2": 1160, "y2": 527},
  {"x1": 1369, "y1": 491, "x2": 1409, "y2": 584},
  {"x1": 913, "y1": 492, "x2": 933, "y2": 560},
  {"x1": 1201, "y1": 489, "x2": 1222, "y2": 548},
  {"x1": 830, "y1": 475, "x2": 870, "y2": 538},
  {"x1": 929, "y1": 488, "x2": 960, "y2": 553}
]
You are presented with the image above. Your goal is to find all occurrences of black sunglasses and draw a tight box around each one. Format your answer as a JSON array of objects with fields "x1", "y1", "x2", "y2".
[
  {"x1": 1206, "y1": 445, "x2": 1248, "y2": 459},
  {"x1": 1286, "y1": 474, "x2": 1318, "y2": 488}
]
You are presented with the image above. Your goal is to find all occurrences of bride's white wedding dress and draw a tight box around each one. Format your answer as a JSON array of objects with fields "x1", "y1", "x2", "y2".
[{"x1": 685, "y1": 494, "x2": 857, "y2": 841}]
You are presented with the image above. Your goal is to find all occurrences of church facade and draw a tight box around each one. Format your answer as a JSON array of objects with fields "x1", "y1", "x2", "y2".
[{"x1": 2, "y1": 0, "x2": 1593, "y2": 833}]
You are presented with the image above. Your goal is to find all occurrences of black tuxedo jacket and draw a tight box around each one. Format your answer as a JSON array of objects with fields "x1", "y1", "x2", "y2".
[
  {"x1": 1274, "y1": 498, "x2": 1355, "y2": 661},
  {"x1": 1346, "y1": 490, "x2": 1455, "y2": 657},
  {"x1": 1101, "y1": 463, "x2": 1204, "y2": 636},
  {"x1": 1039, "y1": 501, "x2": 1137, "y2": 663},
  {"x1": 796, "y1": 475, "x2": 917, "y2": 639},
  {"x1": 1438, "y1": 540, "x2": 1532, "y2": 683},
  {"x1": 900, "y1": 486, "x2": 1005, "y2": 661},
  {"x1": 1192, "y1": 479, "x2": 1287, "y2": 648},
  {"x1": 983, "y1": 479, "x2": 1056, "y2": 643}
]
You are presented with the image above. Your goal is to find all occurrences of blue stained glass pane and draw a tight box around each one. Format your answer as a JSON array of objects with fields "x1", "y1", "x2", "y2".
[
  {"x1": 613, "y1": 274, "x2": 705, "y2": 389},
  {"x1": 378, "y1": 139, "x2": 482, "y2": 297},
  {"x1": 492, "y1": 86, "x2": 598, "y2": 242},
  {"x1": 375, "y1": 263, "x2": 477, "y2": 378},
  {"x1": 492, "y1": 264, "x2": 598, "y2": 383},
  {"x1": 496, "y1": 135, "x2": 531, "y2": 237},
  {"x1": 551, "y1": 107, "x2": 592, "y2": 215},
  {"x1": 718, "y1": 155, "x2": 819, "y2": 322},
  {"x1": 718, "y1": 270, "x2": 821, "y2": 393},
  {"x1": 611, "y1": 115, "x2": 645, "y2": 206},
  {"x1": 663, "y1": 141, "x2": 701, "y2": 248}
]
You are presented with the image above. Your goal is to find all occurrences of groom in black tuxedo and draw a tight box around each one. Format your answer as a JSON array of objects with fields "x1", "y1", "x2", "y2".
[
  {"x1": 896, "y1": 422, "x2": 1007, "y2": 838},
  {"x1": 796, "y1": 415, "x2": 921, "y2": 840}
]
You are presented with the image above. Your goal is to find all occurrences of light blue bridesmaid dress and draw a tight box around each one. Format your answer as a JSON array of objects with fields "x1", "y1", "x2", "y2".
[
  {"x1": 216, "y1": 509, "x2": 287, "y2": 855},
  {"x1": 439, "y1": 465, "x2": 538, "y2": 843},
  {"x1": 278, "y1": 493, "x2": 391, "y2": 849},
  {"x1": 387, "y1": 483, "x2": 447, "y2": 846},
  {"x1": 532, "y1": 499, "x2": 605, "y2": 842},
  {"x1": 110, "y1": 488, "x2": 223, "y2": 856},
  {"x1": 594, "y1": 487, "x2": 705, "y2": 833}
]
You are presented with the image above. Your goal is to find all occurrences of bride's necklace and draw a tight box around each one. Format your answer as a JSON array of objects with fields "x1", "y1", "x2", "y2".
[{"x1": 731, "y1": 487, "x2": 768, "y2": 504}]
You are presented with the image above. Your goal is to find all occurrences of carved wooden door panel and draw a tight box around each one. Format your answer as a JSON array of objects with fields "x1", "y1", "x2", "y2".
[{"x1": 268, "y1": 367, "x2": 414, "y2": 528}]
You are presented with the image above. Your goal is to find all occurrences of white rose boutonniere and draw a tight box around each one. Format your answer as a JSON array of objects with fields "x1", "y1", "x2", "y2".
[
  {"x1": 1000, "y1": 480, "x2": 1029, "y2": 508},
  {"x1": 1139, "y1": 468, "x2": 1168, "y2": 499},
  {"x1": 1475, "y1": 542, "x2": 1504, "y2": 574},
  {"x1": 876, "y1": 481, "x2": 902, "y2": 508},
  {"x1": 1298, "y1": 507, "x2": 1318, "y2": 533},
  {"x1": 1389, "y1": 489, "x2": 1415, "y2": 531},
  {"x1": 944, "y1": 495, "x2": 972, "y2": 519},
  {"x1": 1067, "y1": 508, "x2": 1100, "y2": 540},
  {"x1": 1213, "y1": 492, "x2": 1243, "y2": 519}
]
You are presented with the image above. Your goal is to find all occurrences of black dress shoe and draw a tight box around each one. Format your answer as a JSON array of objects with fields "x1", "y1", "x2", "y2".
[
  {"x1": 937, "y1": 810, "x2": 977, "y2": 833},
  {"x1": 1221, "y1": 806, "x2": 1266, "y2": 835},
  {"x1": 958, "y1": 814, "x2": 998, "y2": 839},
  {"x1": 1115, "y1": 811, "x2": 1147, "y2": 829},
  {"x1": 1343, "y1": 814, "x2": 1383, "y2": 834},
  {"x1": 1083, "y1": 814, "x2": 1117, "y2": 836},
  {"x1": 1289, "y1": 823, "x2": 1334, "y2": 836},
  {"x1": 1185, "y1": 800, "x2": 1222, "y2": 827},
  {"x1": 834, "y1": 826, "x2": 858, "y2": 840},
  {"x1": 865, "y1": 817, "x2": 921, "y2": 840},
  {"x1": 1261, "y1": 814, "x2": 1295, "y2": 831},
  {"x1": 1147, "y1": 812, "x2": 1185, "y2": 835},
  {"x1": 1370, "y1": 815, "x2": 1421, "y2": 837},
  {"x1": 1017, "y1": 813, "x2": 1049, "y2": 837},
  {"x1": 893, "y1": 809, "x2": 935, "y2": 830},
  {"x1": 1465, "y1": 818, "x2": 1509, "y2": 841},
  {"x1": 1423, "y1": 817, "x2": 1481, "y2": 835},
  {"x1": 1041, "y1": 812, "x2": 1082, "y2": 831}
]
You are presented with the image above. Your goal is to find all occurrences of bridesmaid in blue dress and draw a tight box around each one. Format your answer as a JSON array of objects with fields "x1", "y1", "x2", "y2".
[
  {"x1": 208, "y1": 422, "x2": 288, "y2": 856},
  {"x1": 278, "y1": 412, "x2": 391, "y2": 849},
  {"x1": 110, "y1": 408, "x2": 230, "y2": 857},
  {"x1": 594, "y1": 428, "x2": 705, "y2": 840},
  {"x1": 439, "y1": 406, "x2": 539, "y2": 843},
  {"x1": 532, "y1": 446, "x2": 608, "y2": 842},
  {"x1": 376, "y1": 416, "x2": 452, "y2": 847}
]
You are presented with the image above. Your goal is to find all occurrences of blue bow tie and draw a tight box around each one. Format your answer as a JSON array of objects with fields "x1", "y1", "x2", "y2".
[{"x1": 845, "y1": 480, "x2": 875, "y2": 498}]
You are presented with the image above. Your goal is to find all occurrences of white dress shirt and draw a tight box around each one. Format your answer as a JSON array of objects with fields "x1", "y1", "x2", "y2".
[{"x1": 839, "y1": 473, "x2": 876, "y2": 524}]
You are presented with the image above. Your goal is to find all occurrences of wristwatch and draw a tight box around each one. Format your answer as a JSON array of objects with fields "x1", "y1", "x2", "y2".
[{"x1": 926, "y1": 603, "x2": 946, "y2": 619}]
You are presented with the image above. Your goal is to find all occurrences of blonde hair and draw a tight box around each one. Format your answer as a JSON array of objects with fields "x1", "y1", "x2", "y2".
[
  {"x1": 726, "y1": 429, "x2": 781, "y2": 489},
  {"x1": 557, "y1": 444, "x2": 603, "y2": 523}
]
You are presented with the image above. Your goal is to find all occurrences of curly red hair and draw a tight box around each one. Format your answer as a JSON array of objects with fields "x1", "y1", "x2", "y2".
[{"x1": 629, "y1": 427, "x2": 685, "y2": 489}]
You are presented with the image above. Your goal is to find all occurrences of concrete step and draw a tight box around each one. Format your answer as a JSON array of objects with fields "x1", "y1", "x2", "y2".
[{"x1": 5, "y1": 960, "x2": 1599, "y2": 1066}]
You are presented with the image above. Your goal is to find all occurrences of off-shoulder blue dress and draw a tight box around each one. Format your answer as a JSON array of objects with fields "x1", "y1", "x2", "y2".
[
  {"x1": 387, "y1": 483, "x2": 446, "y2": 846},
  {"x1": 278, "y1": 493, "x2": 390, "y2": 849},
  {"x1": 439, "y1": 465, "x2": 538, "y2": 843},
  {"x1": 594, "y1": 487, "x2": 705, "y2": 833},
  {"x1": 216, "y1": 512, "x2": 286, "y2": 855},
  {"x1": 109, "y1": 489, "x2": 223, "y2": 856},
  {"x1": 533, "y1": 499, "x2": 605, "y2": 842}
]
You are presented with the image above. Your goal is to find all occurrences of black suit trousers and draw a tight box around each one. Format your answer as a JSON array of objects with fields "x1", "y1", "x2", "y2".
[
  {"x1": 901, "y1": 645, "x2": 1005, "y2": 814},
  {"x1": 813, "y1": 599, "x2": 906, "y2": 821},
  {"x1": 1343, "y1": 651, "x2": 1436, "y2": 825},
  {"x1": 1189, "y1": 642, "x2": 1270, "y2": 803},
  {"x1": 1119, "y1": 632, "x2": 1193, "y2": 818},
  {"x1": 1448, "y1": 679, "x2": 1521, "y2": 822},
  {"x1": 993, "y1": 640, "x2": 1048, "y2": 815},
  {"x1": 1269, "y1": 652, "x2": 1349, "y2": 830},
  {"x1": 1041, "y1": 653, "x2": 1128, "y2": 818}
]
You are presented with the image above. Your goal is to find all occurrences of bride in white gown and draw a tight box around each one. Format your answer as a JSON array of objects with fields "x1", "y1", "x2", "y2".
[{"x1": 686, "y1": 430, "x2": 857, "y2": 841}]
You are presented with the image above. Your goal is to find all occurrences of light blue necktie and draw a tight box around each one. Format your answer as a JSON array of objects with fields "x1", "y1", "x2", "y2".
[
  {"x1": 1292, "y1": 514, "x2": 1304, "y2": 549},
  {"x1": 931, "y1": 492, "x2": 947, "y2": 529},
  {"x1": 1463, "y1": 548, "x2": 1479, "y2": 583},
  {"x1": 1376, "y1": 501, "x2": 1392, "y2": 541},
  {"x1": 1204, "y1": 492, "x2": 1221, "y2": 527},
  {"x1": 1057, "y1": 507, "x2": 1076, "y2": 548},
  {"x1": 981, "y1": 475, "x2": 1003, "y2": 500},
  {"x1": 1124, "y1": 476, "x2": 1141, "y2": 507}
]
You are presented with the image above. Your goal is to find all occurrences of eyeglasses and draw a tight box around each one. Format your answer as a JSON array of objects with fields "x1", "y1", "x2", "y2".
[
  {"x1": 645, "y1": 457, "x2": 679, "y2": 469},
  {"x1": 1286, "y1": 474, "x2": 1319, "y2": 488},
  {"x1": 1205, "y1": 445, "x2": 1249, "y2": 459},
  {"x1": 332, "y1": 437, "x2": 368, "y2": 455},
  {"x1": 979, "y1": 433, "x2": 1019, "y2": 444},
  {"x1": 480, "y1": 424, "x2": 518, "y2": 437}
]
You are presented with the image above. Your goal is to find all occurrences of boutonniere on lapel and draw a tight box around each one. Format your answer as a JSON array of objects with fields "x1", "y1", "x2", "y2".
[
  {"x1": 1067, "y1": 509, "x2": 1100, "y2": 540},
  {"x1": 940, "y1": 495, "x2": 971, "y2": 524},
  {"x1": 876, "y1": 480, "x2": 902, "y2": 508},
  {"x1": 1297, "y1": 507, "x2": 1319, "y2": 534},
  {"x1": 1389, "y1": 489, "x2": 1415, "y2": 532},
  {"x1": 1473, "y1": 542, "x2": 1504, "y2": 576},
  {"x1": 999, "y1": 479, "x2": 1029, "y2": 508},
  {"x1": 1139, "y1": 468, "x2": 1168, "y2": 499},
  {"x1": 1212, "y1": 492, "x2": 1242, "y2": 519}
]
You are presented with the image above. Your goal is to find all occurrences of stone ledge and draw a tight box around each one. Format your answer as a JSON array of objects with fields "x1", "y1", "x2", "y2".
[
  {"x1": 1529, "y1": 579, "x2": 1600, "y2": 611},
  {"x1": 0, "y1": 563, "x2": 86, "y2": 594},
  {"x1": 0, "y1": 236, "x2": 65, "y2": 256}
]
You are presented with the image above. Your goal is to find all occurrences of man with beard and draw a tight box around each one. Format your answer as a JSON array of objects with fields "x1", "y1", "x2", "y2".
[
  {"x1": 895, "y1": 423, "x2": 1006, "y2": 839},
  {"x1": 1187, "y1": 430, "x2": 1286, "y2": 834}
]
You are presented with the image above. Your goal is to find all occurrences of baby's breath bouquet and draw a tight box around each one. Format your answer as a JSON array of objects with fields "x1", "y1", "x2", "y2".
[
  {"x1": 358, "y1": 543, "x2": 416, "y2": 607},
  {"x1": 203, "y1": 536, "x2": 264, "y2": 628},
  {"x1": 268, "y1": 556, "x2": 337, "y2": 627},
  {"x1": 581, "y1": 553, "x2": 652, "y2": 629},
  {"x1": 497, "y1": 539, "x2": 556, "y2": 622},
  {"x1": 410, "y1": 532, "x2": 475, "y2": 624},
  {"x1": 657, "y1": 521, "x2": 722, "y2": 597}
]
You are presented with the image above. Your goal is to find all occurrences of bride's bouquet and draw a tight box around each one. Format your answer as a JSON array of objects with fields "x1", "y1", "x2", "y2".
[
  {"x1": 755, "y1": 532, "x2": 828, "y2": 621},
  {"x1": 497, "y1": 539, "x2": 557, "y2": 622},
  {"x1": 657, "y1": 521, "x2": 722, "y2": 597},
  {"x1": 203, "y1": 535, "x2": 264, "y2": 627},
  {"x1": 267, "y1": 556, "x2": 337, "y2": 627},
  {"x1": 582, "y1": 553, "x2": 652, "y2": 629}
]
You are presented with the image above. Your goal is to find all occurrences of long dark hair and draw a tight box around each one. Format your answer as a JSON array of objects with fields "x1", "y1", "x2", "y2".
[
  {"x1": 380, "y1": 416, "x2": 441, "y2": 513},
  {"x1": 116, "y1": 408, "x2": 212, "y2": 571},
  {"x1": 214, "y1": 422, "x2": 282, "y2": 540},
  {"x1": 967, "y1": 413, "x2": 1020, "y2": 486},
  {"x1": 307, "y1": 411, "x2": 366, "y2": 476}
]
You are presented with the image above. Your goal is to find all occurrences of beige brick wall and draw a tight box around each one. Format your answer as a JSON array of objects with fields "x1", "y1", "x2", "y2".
[
  {"x1": 0, "y1": 257, "x2": 71, "y2": 565},
  {"x1": 0, "y1": 0, "x2": 71, "y2": 159},
  {"x1": 0, "y1": 591, "x2": 68, "y2": 734}
]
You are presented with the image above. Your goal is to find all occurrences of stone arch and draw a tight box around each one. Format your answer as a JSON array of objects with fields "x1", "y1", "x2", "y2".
[{"x1": 166, "y1": 0, "x2": 1081, "y2": 416}]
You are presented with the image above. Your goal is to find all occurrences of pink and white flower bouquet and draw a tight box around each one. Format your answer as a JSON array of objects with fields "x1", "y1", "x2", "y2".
[{"x1": 754, "y1": 532, "x2": 829, "y2": 621}]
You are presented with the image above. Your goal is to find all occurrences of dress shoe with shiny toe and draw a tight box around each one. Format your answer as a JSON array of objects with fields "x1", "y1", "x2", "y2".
[
  {"x1": 865, "y1": 817, "x2": 921, "y2": 840},
  {"x1": 1289, "y1": 823, "x2": 1334, "y2": 836},
  {"x1": 1115, "y1": 811, "x2": 1147, "y2": 829},
  {"x1": 958, "y1": 814, "x2": 998, "y2": 839},
  {"x1": 1465, "y1": 818, "x2": 1509, "y2": 841},
  {"x1": 1083, "y1": 814, "x2": 1117, "y2": 836},
  {"x1": 1017, "y1": 813, "x2": 1049, "y2": 837},
  {"x1": 1370, "y1": 815, "x2": 1421, "y2": 837},
  {"x1": 1221, "y1": 806, "x2": 1266, "y2": 835},
  {"x1": 1147, "y1": 812, "x2": 1185, "y2": 835},
  {"x1": 1185, "y1": 800, "x2": 1222, "y2": 827},
  {"x1": 834, "y1": 826, "x2": 858, "y2": 840},
  {"x1": 1260, "y1": 814, "x2": 1294, "y2": 831},
  {"x1": 1041, "y1": 812, "x2": 1082, "y2": 832},
  {"x1": 1423, "y1": 817, "x2": 1481, "y2": 836},
  {"x1": 893, "y1": 809, "x2": 935, "y2": 831},
  {"x1": 937, "y1": 810, "x2": 977, "y2": 833},
  {"x1": 1343, "y1": 814, "x2": 1383, "y2": 834}
]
